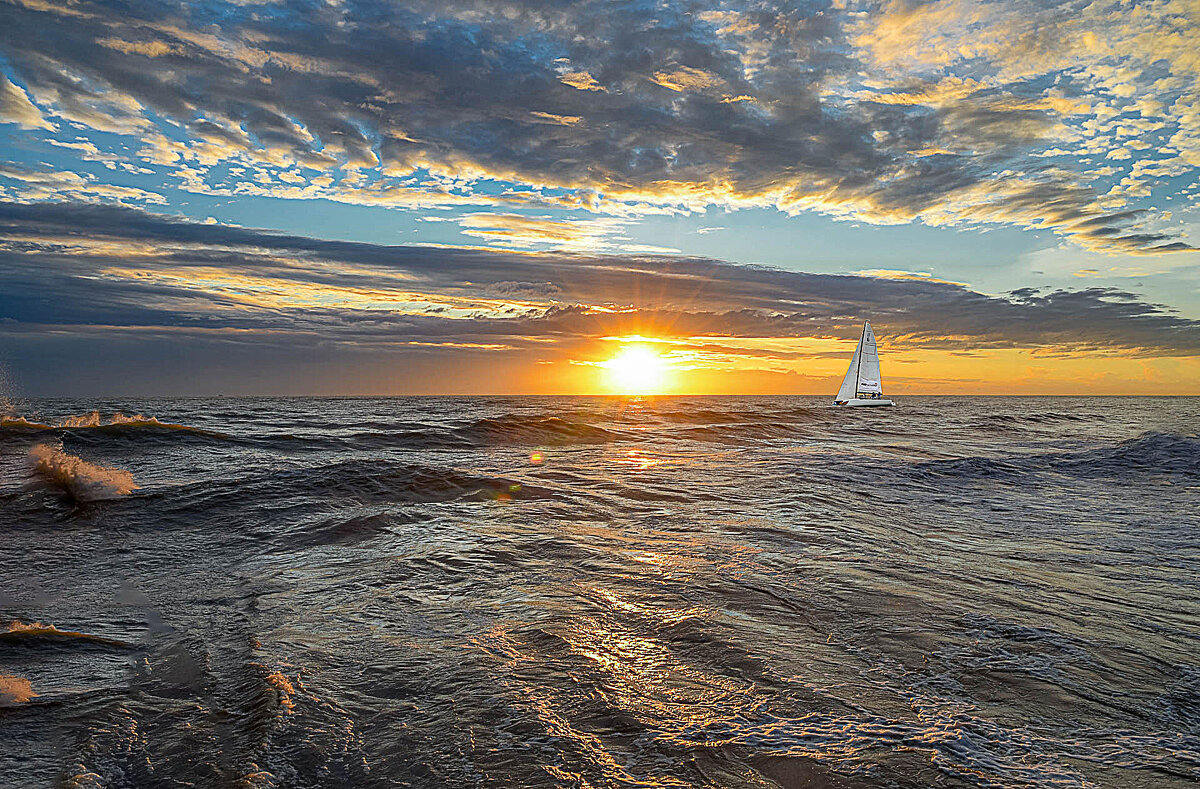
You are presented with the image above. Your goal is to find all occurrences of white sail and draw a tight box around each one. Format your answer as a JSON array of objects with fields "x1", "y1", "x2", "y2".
[
  {"x1": 856, "y1": 321, "x2": 882, "y2": 395},
  {"x1": 834, "y1": 321, "x2": 886, "y2": 402},
  {"x1": 835, "y1": 332, "x2": 862, "y2": 402}
]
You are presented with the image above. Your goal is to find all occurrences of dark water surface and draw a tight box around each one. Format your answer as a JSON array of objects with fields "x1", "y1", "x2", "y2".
[{"x1": 1, "y1": 396, "x2": 1197, "y2": 788}]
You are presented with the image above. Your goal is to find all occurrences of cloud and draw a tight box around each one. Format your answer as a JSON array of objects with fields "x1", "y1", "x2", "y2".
[
  {"x1": 453, "y1": 212, "x2": 678, "y2": 253},
  {"x1": 1, "y1": 201, "x2": 1196, "y2": 364},
  {"x1": 0, "y1": 0, "x2": 1193, "y2": 253},
  {"x1": 0, "y1": 72, "x2": 52, "y2": 130},
  {"x1": 558, "y1": 71, "x2": 605, "y2": 92},
  {"x1": 0, "y1": 163, "x2": 164, "y2": 204},
  {"x1": 855, "y1": 269, "x2": 968, "y2": 287},
  {"x1": 651, "y1": 66, "x2": 722, "y2": 92},
  {"x1": 529, "y1": 111, "x2": 582, "y2": 126},
  {"x1": 457, "y1": 213, "x2": 619, "y2": 249}
]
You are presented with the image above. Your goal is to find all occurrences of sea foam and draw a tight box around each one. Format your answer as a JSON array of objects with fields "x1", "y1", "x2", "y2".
[
  {"x1": 29, "y1": 444, "x2": 139, "y2": 501},
  {"x1": 0, "y1": 674, "x2": 36, "y2": 706},
  {"x1": 2, "y1": 411, "x2": 194, "y2": 431}
]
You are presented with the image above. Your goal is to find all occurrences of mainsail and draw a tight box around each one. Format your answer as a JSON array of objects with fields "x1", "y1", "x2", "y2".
[{"x1": 835, "y1": 321, "x2": 884, "y2": 401}]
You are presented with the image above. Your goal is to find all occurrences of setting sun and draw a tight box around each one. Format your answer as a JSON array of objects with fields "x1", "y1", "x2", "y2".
[{"x1": 603, "y1": 345, "x2": 669, "y2": 394}]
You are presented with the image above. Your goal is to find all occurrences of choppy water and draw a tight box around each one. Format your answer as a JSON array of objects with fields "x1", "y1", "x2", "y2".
[{"x1": 1, "y1": 396, "x2": 1197, "y2": 788}]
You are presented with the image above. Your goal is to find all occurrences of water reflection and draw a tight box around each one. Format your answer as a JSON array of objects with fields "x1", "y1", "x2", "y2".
[{"x1": 611, "y1": 450, "x2": 665, "y2": 471}]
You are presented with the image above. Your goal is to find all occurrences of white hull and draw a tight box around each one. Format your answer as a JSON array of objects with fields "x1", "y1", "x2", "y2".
[{"x1": 834, "y1": 398, "x2": 894, "y2": 407}]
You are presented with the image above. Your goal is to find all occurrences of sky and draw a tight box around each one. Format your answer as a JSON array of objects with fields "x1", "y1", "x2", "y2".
[{"x1": 1, "y1": 0, "x2": 1198, "y2": 396}]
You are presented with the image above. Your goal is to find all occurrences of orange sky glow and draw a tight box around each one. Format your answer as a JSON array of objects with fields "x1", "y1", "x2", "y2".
[{"x1": 549, "y1": 342, "x2": 1200, "y2": 397}]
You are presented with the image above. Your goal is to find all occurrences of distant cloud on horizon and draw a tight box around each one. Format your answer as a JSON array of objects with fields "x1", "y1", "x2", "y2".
[{"x1": 2, "y1": 202, "x2": 1197, "y2": 373}]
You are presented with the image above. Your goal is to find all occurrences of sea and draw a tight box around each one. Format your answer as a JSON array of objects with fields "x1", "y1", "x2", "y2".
[{"x1": 0, "y1": 396, "x2": 1197, "y2": 788}]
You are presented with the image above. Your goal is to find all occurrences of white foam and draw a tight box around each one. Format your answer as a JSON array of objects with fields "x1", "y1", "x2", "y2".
[
  {"x1": 0, "y1": 674, "x2": 36, "y2": 706},
  {"x1": 29, "y1": 444, "x2": 139, "y2": 501},
  {"x1": 3, "y1": 411, "x2": 184, "y2": 430}
]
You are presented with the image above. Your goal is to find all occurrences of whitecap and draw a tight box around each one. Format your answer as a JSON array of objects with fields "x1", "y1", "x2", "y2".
[{"x1": 29, "y1": 444, "x2": 139, "y2": 501}]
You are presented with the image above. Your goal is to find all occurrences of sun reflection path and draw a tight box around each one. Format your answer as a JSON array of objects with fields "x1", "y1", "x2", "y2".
[{"x1": 611, "y1": 450, "x2": 664, "y2": 471}]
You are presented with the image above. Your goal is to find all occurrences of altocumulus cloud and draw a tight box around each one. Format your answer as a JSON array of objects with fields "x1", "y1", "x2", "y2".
[
  {"x1": 0, "y1": 0, "x2": 1196, "y2": 253},
  {"x1": 2, "y1": 202, "x2": 1197, "y2": 374}
]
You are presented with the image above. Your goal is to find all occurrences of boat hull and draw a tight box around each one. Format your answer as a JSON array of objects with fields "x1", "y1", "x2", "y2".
[{"x1": 834, "y1": 398, "x2": 894, "y2": 407}]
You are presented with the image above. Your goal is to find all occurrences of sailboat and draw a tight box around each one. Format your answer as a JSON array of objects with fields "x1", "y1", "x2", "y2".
[{"x1": 833, "y1": 321, "x2": 894, "y2": 407}]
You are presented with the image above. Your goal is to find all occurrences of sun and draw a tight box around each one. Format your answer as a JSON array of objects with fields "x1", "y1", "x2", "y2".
[{"x1": 603, "y1": 344, "x2": 669, "y2": 394}]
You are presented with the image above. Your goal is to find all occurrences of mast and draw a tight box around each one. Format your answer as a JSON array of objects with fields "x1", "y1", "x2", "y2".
[{"x1": 854, "y1": 322, "x2": 866, "y2": 398}]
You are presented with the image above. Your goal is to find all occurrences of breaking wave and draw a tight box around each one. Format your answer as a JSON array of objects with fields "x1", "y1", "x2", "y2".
[
  {"x1": 2, "y1": 411, "x2": 194, "y2": 430},
  {"x1": 1, "y1": 412, "x2": 225, "y2": 449},
  {"x1": 0, "y1": 674, "x2": 36, "y2": 706},
  {"x1": 2, "y1": 620, "x2": 131, "y2": 648},
  {"x1": 29, "y1": 444, "x2": 139, "y2": 501}
]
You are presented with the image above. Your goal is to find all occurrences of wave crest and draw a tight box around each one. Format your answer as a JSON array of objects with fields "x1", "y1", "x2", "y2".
[
  {"x1": 3, "y1": 411, "x2": 202, "y2": 433},
  {"x1": 29, "y1": 444, "x2": 139, "y2": 501},
  {"x1": 2, "y1": 619, "x2": 130, "y2": 648},
  {"x1": 0, "y1": 674, "x2": 37, "y2": 706}
]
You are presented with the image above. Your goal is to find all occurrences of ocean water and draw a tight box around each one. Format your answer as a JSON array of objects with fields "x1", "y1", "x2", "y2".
[{"x1": 0, "y1": 396, "x2": 1197, "y2": 788}]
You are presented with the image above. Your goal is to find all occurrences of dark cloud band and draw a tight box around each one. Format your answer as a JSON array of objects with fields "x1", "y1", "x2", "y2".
[{"x1": 2, "y1": 201, "x2": 1196, "y2": 360}]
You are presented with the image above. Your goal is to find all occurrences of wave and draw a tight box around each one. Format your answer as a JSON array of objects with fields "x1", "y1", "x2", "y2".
[
  {"x1": 223, "y1": 659, "x2": 369, "y2": 788},
  {"x1": 292, "y1": 511, "x2": 399, "y2": 547},
  {"x1": 29, "y1": 444, "x2": 139, "y2": 501},
  {"x1": 450, "y1": 415, "x2": 628, "y2": 446},
  {"x1": 0, "y1": 673, "x2": 36, "y2": 706},
  {"x1": 4, "y1": 410, "x2": 186, "y2": 430},
  {"x1": 263, "y1": 669, "x2": 298, "y2": 715},
  {"x1": 274, "y1": 461, "x2": 554, "y2": 504},
  {"x1": 979, "y1": 412, "x2": 1090, "y2": 426},
  {"x1": 2, "y1": 619, "x2": 131, "y2": 648},
  {"x1": 648, "y1": 406, "x2": 822, "y2": 425},
  {"x1": 968, "y1": 412, "x2": 1094, "y2": 436},
  {"x1": 672, "y1": 420, "x2": 813, "y2": 443},
  {"x1": 310, "y1": 415, "x2": 632, "y2": 451},
  {"x1": 913, "y1": 431, "x2": 1199, "y2": 482},
  {"x1": 1059, "y1": 430, "x2": 1200, "y2": 474},
  {"x1": 156, "y1": 460, "x2": 558, "y2": 518},
  {"x1": 1, "y1": 411, "x2": 226, "y2": 445}
]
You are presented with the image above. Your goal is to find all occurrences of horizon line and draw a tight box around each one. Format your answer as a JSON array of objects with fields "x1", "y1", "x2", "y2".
[{"x1": 8, "y1": 393, "x2": 1199, "y2": 399}]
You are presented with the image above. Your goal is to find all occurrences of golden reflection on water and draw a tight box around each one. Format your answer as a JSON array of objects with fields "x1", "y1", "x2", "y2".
[
  {"x1": 473, "y1": 623, "x2": 694, "y2": 788},
  {"x1": 560, "y1": 587, "x2": 753, "y2": 733},
  {"x1": 610, "y1": 450, "x2": 665, "y2": 470},
  {"x1": 468, "y1": 571, "x2": 773, "y2": 786}
]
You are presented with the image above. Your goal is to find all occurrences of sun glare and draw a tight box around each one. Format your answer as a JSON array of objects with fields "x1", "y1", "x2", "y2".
[{"x1": 604, "y1": 345, "x2": 669, "y2": 394}]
